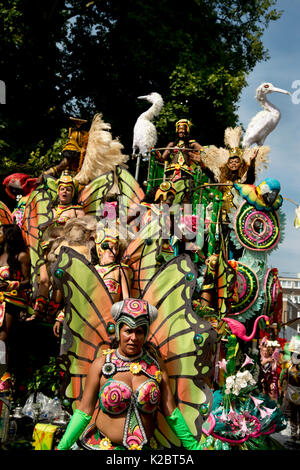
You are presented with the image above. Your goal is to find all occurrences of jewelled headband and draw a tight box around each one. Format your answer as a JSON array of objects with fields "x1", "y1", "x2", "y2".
[
  {"x1": 175, "y1": 119, "x2": 192, "y2": 134},
  {"x1": 111, "y1": 298, "x2": 158, "y2": 340}
]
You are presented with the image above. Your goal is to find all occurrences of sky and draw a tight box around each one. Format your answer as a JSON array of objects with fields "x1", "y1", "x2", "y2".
[{"x1": 237, "y1": 0, "x2": 300, "y2": 277}]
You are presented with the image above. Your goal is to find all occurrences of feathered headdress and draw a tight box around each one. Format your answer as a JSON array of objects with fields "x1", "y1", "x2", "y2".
[
  {"x1": 74, "y1": 113, "x2": 129, "y2": 192},
  {"x1": 201, "y1": 126, "x2": 270, "y2": 182}
]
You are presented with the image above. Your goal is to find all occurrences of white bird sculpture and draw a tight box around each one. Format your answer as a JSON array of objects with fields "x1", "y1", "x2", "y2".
[
  {"x1": 242, "y1": 82, "x2": 291, "y2": 148},
  {"x1": 132, "y1": 92, "x2": 164, "y2": 156},
  {"x1": 132, "y1": 92, "x2": 164, "y2": 179}
]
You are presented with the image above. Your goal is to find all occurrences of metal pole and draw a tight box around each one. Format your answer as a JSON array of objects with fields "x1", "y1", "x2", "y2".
[{"x1": 135, "y1": 154, "x2": 141, "y2": 180}]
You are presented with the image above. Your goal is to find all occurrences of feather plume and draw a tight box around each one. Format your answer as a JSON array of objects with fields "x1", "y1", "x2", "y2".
[
  {"x1": 224, "y1": 126, "x2": 243, "y2": 149},
  {"x1": 75, "y1": 114, "x2": 128, "y2": 191},
  {"x1": 242, "y1": 145, "x2": 270, "y2": 173},
  {"x1": 201, "y1": 145, "x2": 229, "y2": 180}
]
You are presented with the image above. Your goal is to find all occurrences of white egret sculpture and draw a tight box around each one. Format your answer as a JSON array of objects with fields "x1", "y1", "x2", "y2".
[
  {"x1": 132, "y1": 92, "x2": 164, "y2": 179},
  {"x1": 242, "y1": 82, "x2": 291, "y2": 148}
]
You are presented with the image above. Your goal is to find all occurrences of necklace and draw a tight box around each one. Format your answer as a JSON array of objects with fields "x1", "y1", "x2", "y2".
[{"x1": 115, "y1": 348, "x2": 144, "y2": 362}]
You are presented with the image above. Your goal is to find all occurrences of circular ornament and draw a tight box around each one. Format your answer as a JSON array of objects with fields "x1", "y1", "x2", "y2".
[
  {"x1": 102, "y1": 362, "x2": 116, "y2": 377},
  {"x1": 185, "y1": 272, "x2": 195, "y2": 281},
  {"x1": 106, "y1": 322, "x2": 116, "y2": 335},
  {"x1": 229, "y1": 262, "x2": 259, "y2": 315},
  {"x1": 194, "y1": 333, "x2": 204, "y2": 346},
  {"x1": 263, "y1": 268, "x2": 281, "y2": 315},
  {"x1": 234, "y1": 202, "x2": 280, "y2": 251},
  {"x1": 200, "y1": 403, "x2": 209, "y2": 416},
  {"x1": 54, "y1": 268, "x2": 64, "y2": 279}
]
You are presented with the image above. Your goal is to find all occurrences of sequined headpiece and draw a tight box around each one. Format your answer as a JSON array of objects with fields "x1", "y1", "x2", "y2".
[
  {"x1": 95, "y1": 227, "x2": 119, "y2": 257},
  {"x1": 228, "y1": 147, "x2": 243, "y2": 161},
  {"x1": 111, "y1": 298, "x2": 158, "y2": 340},
  {"x1": 56, "y1": 172, "x2": 77, "y2": 198},
  {"x1": 175, "y1": 119, "x2": 192, "y2": 134},
  {"x1": 154, "y1": 181, "x2": 176, "y2": 202}
]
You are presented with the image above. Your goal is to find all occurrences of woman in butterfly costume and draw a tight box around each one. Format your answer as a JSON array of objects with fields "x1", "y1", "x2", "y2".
[
  {"x1": 52, "y1": 232, "x2": 217, "y2": 450},
  {"x1": 57, "y1": 298, "x2": 204, "y2": 450}
]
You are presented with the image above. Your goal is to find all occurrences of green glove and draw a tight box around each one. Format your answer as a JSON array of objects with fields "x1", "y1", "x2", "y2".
[
  {"x1": 165, "y1": 407, "x2": 202, "y2": 450},
  {"x1": 57, "y1": 409, "x2": 92, "y2": 450}
]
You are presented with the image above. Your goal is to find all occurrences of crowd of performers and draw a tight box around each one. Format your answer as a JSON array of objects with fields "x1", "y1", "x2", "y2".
[{"x1": 0, "y1": 113, "x2": 300, "y2": 451}]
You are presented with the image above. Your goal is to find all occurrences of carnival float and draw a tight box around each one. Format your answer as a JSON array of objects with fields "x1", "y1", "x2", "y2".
[{"x1": 0, "y1": 84, "x2": 299, "y2": 451}]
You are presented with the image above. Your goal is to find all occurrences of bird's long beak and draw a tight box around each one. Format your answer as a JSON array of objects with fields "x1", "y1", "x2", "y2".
[
  {"x1": 271, "y1": 87, "x2": 291, "y2": 96},
  {"x1": 262, "y1": 189, "x2": 279, "y2": 206},
  {"x1": 137, "y1": 95, "x2": 148, "y2": 100}
]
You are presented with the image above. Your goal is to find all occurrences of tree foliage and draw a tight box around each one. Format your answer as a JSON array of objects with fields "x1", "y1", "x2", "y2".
[{"x1": 0, "y1": 0, "x2": 282, "y2": 175}]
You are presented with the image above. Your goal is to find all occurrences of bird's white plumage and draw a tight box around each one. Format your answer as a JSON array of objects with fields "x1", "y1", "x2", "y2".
[
  {"x1": 242, "y1": 82, "x2": 291, "y2": 148},
  {"x1": 132, "y1": 92, "x2": 164, "y2": 156}
]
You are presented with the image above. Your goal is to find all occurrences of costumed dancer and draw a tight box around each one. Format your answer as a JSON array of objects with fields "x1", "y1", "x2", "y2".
[
  {"x1": 57, "y1": 298, "x2": 203, "y2": 450},
  {"x1": 127, "y1": 181, "x2": 178, "y2": 264},
  {"x1": 200, "y1": 126, "x2": 270, "y2": 225},
  {"x1": 52, "y1": 172, "x2": 86, "y2": 225},
  {"x1": 92, "y1": 227, "x2": 132, "y2": 303},
  {"x1": 28, "y1": 173, "x2": 86, "y2": 321},
  {"x1": 0, "y1": 224, "x2": 31, "y2": 386},
  {"x1": 160, "y1": 119, "x2": 203, "y2": 206},
  {"x1": 258, "y1": 337, "x2": 281, "y2": 401},
  {"x1": 37, "y1": 216, "x2": 97, "y2": 330},
  {"x1": 42, "y1": 117, "x2": 88, "y2": 184},
  {"x1": 280, "y1": 336, "x2": 300, "y2": 441}
]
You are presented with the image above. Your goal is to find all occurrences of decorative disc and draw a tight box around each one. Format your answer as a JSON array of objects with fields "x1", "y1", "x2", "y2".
[
  {"x1": 263, "y1": 268, "x2": 281, "y2": 316},
  {"x1": 234, "y1": 202, "x2": 280, "y2": 251},
  {"x1": 229, "y1": 262, "x2": 259, "y2": 315}
]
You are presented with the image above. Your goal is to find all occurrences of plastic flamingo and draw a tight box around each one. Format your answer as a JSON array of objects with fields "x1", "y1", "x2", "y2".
[{"x1": 222, "y1": 315, "x2": 269, "y2": 342}]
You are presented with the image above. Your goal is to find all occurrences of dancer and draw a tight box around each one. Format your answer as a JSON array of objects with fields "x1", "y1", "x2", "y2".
[
  {"x1": 57, "y1": 298, "x2": 202, "y2": 450},
  {"x1": 0, "y1": 224, "x2": 31, "y2": 372},
  {"x1": 160, "y1": 119, "x2": 203, "y2": 205}
]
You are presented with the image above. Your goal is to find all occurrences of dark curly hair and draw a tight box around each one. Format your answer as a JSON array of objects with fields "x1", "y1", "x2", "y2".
[{"x1": 0, "y1": 224, "x2": 28, "y2": 278}]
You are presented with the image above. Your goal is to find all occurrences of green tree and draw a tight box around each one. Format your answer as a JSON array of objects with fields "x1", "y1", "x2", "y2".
[
  {"x1": 60, "y1": 0, "x2": 282, "y2": 149},
  {"x1": 0, "y1": 0, "x2": 282, "y2": 176},
  {"x1": 0, "y1": 0, "x2": 67, "y2": 169}
]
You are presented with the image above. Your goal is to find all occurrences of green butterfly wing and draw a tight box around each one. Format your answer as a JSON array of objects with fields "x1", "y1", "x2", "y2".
[
  {"x1": 123, "y1": 209, "x2": 169, "y2": 298},
  {"x1": 142, "y1": 254, "x2": 217, "y2": 447},
  {"x1": 22, "y1": 177, "x2": 56, "y2": 296},
  {"x1": 78, "y1": 172, "x2": 114, "y2": 218},
  {"x1": 52, "y1": 246, "x2": 114, "y2": 409},
  {"x1": 0, "y1": 201, "x2": 14, "y2": 225},
  {"x1": 115, "y1": 166, "x2": 145, "y2": 221}
]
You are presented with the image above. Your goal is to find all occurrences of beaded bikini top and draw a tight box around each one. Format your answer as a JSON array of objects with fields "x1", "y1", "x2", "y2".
[{"x1": 99, "y1": 348, "x2": 162, "y2": 450}]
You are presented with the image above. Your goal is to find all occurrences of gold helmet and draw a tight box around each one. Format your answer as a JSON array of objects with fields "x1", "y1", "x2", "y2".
[
  {"x1": 175, "y1": 119, "x2": 192, "y2": 134},
  {"x1": 56, "y1": 171, "x2": 77, "y2": 198}
]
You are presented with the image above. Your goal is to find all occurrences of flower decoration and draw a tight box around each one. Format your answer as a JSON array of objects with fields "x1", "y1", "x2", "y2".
[
  {"x1": 225, "y1": 370, "x2": 256, "y2": 396},
  {"x1": 241, "y1": 354, "x2": 254, "y2": 368},
  {"x1": 218, "y1": 359, "x2": 228, "y2": 372},
  {"x1": 102, "y1": 349, "x2": 114, "y2": 356},
  {"x1": 129, "y1": 444, "x2": 142, "y2": 450},
  {"x1": 99, "y1": 437, "x2": 112, "y2": 450},
  {"x1": 155, "y1": 370, "x2": 162, "y2": 383},
  {"x1": 130, "y1": 363, "x2": 142, "y2": 375}
]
